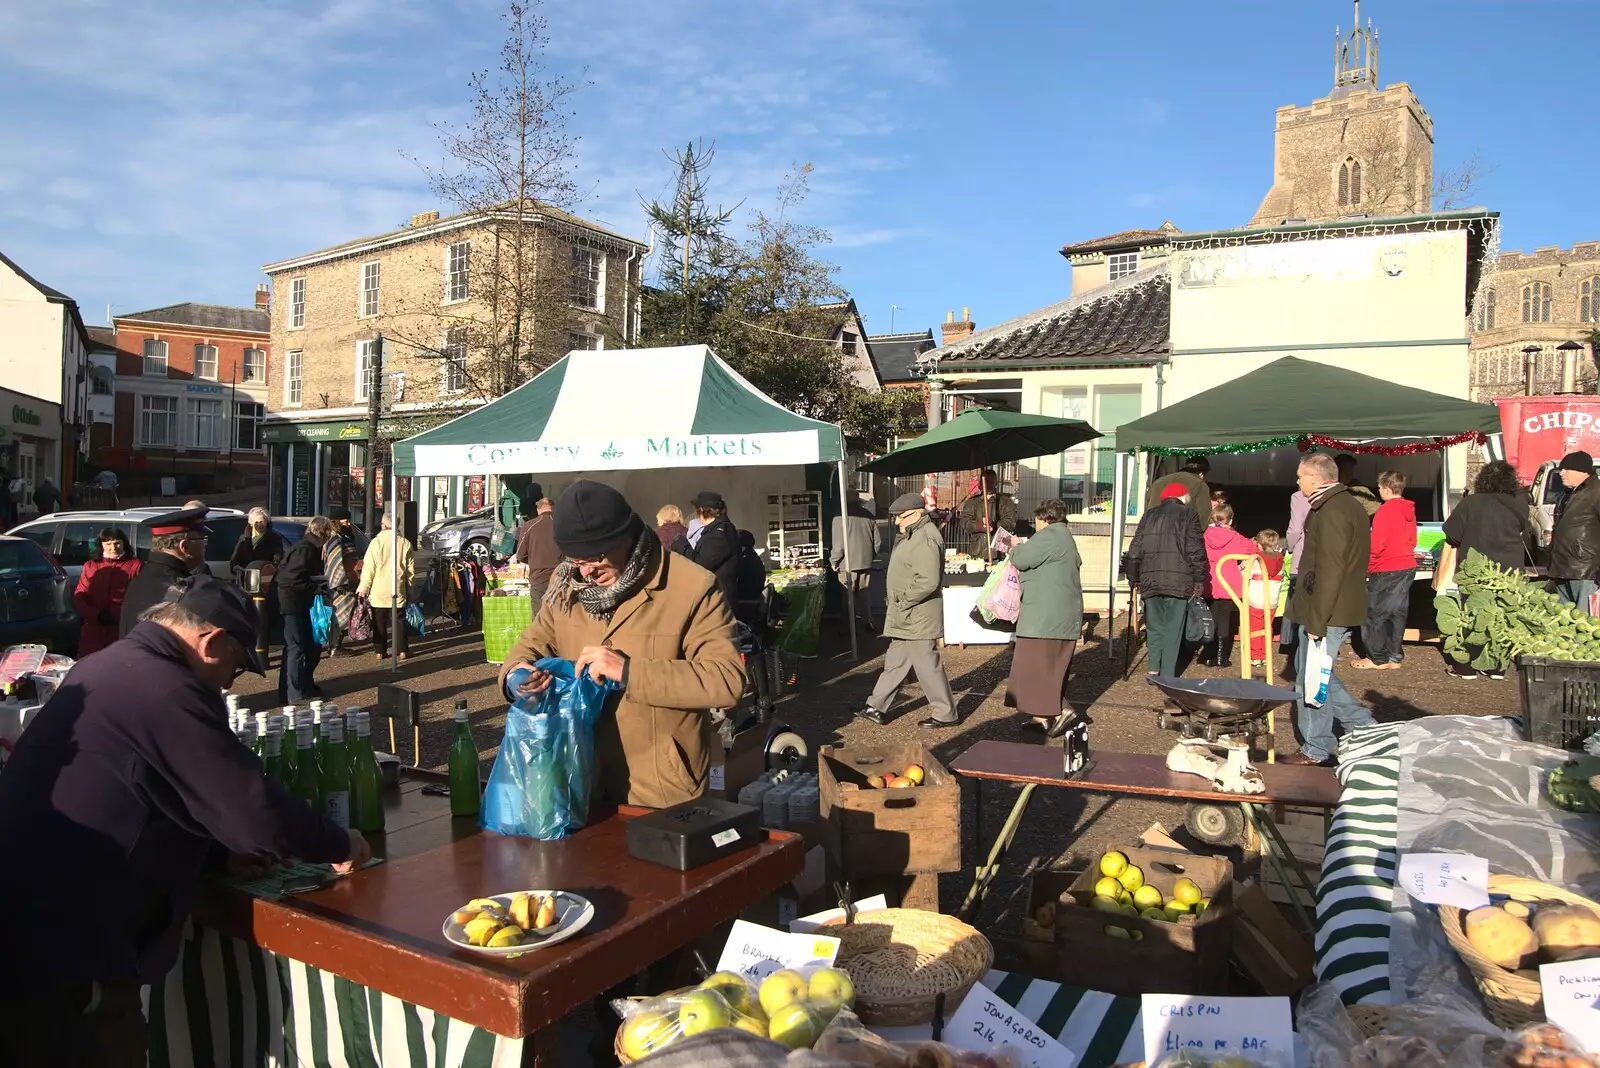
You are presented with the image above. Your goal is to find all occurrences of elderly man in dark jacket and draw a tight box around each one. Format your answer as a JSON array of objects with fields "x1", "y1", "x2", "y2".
[
  {"x1": 120, "y1": 506, "x2": 211, "y2": 636},
  {"x1": 1283, "y1": 452, "x2": 1374, "y2": 766},
  {"x1": 1127, "y1": 482, "x2": 1208, "y2": 678},
  {"x1": 0, "y1": 576, "x2": 365, "y2": 1066},
  {"x1": 1146, "y1": 455, "x2": 1214, "y2": 535},
  {"x1": 1548, "y1": 451, "x2": 1600, "y2": 613}
]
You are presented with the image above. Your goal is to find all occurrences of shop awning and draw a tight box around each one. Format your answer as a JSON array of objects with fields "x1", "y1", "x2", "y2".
[
  {"x1": 391, "y1": 345, "x2": 845, "y2": 476},
  {"x1": 1115, "y1": 356, "x2": 1504, "y2": 452}
]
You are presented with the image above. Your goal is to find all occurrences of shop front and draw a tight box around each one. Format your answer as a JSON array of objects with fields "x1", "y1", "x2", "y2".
[
  {"x1": 263, "y1": 416, "x2": 479, "y2": 529},
  {"x1": 0, "y1": 388, "x2": 63, "y2": 511}
]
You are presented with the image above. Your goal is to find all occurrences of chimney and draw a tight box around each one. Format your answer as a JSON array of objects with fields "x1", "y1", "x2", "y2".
[
  {"x1": 411, "y1": 210, "x2": 441, "y2": 227},
  {"x1": 941, "y1": 306, "x2": 975, "y2": 347},
  {"x1": 254, "y1": 283, "x2": 270, "y2": 311}
]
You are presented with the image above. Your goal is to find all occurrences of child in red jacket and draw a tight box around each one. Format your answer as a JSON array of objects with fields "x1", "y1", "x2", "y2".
[
  {"x1": 1358, "y1": 470, "x2": 1418, "y2": 669},
  {"x1": 1245, "y1": 530, "x2": 1285, "y2": 665}
]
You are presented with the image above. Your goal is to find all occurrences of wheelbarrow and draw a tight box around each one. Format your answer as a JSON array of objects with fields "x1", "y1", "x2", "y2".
[{"x1": 1148, "y1": 674, "x2": 1299, "y2": 760}]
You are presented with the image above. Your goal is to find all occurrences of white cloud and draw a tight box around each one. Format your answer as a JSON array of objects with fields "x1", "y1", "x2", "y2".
[{"x1": 0, "y1": 0, "x2": 947, "y2": 317}]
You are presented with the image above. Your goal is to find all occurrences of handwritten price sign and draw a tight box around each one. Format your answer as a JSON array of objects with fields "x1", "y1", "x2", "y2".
[
  {"x1": 1540, "y1": 960, "x2": 1600, "y2": 1053},
  {"x1": 945, "y1": 982, "x2": 1075, "y2": 1068},
  {"x1": 1141, "y1": 994, "x2": 1293, "y2": 1065},
  {"x1": 714, "y1": 920, "x2": 839, "y2": 981},
  {"x1": 1396, "y1": 852, "x2": 1490, "y2": 910}
]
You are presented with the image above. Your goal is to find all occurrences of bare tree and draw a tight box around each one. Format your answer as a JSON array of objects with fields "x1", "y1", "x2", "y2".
[
  {"x1": 385, "y1": 0, "x2": 597, "y2": 427},
  {"x1": 1434, "y1": 153, "x2": 1485, "y2": 211}
]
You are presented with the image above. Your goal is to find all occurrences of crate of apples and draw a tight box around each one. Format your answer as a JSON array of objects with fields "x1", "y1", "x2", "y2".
[
  {"x1": 1076, "y1": 850, "x2": 1210, "y2": 940},
  {"x1": 862, "y1": 763, "x2": 925, "y2": 790}
]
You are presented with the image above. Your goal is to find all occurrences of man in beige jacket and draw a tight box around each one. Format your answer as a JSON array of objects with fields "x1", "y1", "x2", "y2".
[
  {"x1": 500, "y1": 480, "x2": 743, "y2": 809},
  {"x1": 358, "y1": 512, "x2": 414, "y2": 661}
]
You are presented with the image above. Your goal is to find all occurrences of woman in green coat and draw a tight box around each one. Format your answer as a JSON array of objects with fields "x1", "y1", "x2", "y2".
[{"x1": 1004, "y1": 498, "x2": 1084, "y2": 737}]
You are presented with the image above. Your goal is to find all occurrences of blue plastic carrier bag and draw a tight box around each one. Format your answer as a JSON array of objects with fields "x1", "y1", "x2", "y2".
[
  {"x1": 309, "y1": 593, "x2": 333, "y2": 646},
  {"x1": 481, "y1": 657, "x2": 616, "y2": 839}
]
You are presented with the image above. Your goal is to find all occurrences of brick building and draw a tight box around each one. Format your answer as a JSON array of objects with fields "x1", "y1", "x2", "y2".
[
  {"x1": 100, "y1": 291, "x2": 271, "y2": 495},
  {"x1": 1469, "y1": 242, "x2": 1600, "y2": 400},
  {"x1": 260, "y1": 203, "x2": 647, "y2": 527}
]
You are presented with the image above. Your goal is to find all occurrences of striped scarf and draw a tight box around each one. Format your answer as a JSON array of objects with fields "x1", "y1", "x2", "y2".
[{"x1": 545, "y1": 526, "x2": 659, "y2": 623}]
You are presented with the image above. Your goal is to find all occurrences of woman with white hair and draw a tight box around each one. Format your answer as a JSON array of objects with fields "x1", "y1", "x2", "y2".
[{"x1": 229, "y1": 507, "x2": 285, "y2": 579}]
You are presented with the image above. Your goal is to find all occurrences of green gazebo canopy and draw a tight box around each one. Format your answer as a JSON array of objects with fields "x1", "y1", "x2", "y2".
[{"x1": 1115, "y1": 356, "x2": 1503, "y2": 452}]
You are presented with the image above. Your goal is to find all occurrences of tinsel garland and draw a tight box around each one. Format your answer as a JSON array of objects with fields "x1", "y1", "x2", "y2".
[{"x1": 1140, "y1": 430, "x2": 1487, "y2": 457}]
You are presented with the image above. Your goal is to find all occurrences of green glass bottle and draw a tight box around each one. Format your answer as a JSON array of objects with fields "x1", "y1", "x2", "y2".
[
  {"x1": 261, "y1": 729, "x2": 287, "y2": 786},
  {"x1": 448, "y1": 700, "x2": 480, "y2": 818},
  {"x1": 290, "y1": 721, "x2": 321, "y2": 809},
  {"x1": 320, "y1": 716, "x2": 352, "y2": 829},
  {"x1": 348, "y1": 709, "x2": 386, "y2": 834},
  {"x1": 310, "y1": 700, "x2": 327, "y2": 768},
  {"x1": 253, "y1": 712, "x2": 271, "y2": 758},
  {"x1": 279, "y1": 707, "x2": 299, "y2": 779}
]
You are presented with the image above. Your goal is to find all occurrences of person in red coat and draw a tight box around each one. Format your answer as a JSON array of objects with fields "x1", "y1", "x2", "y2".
[{"x1": 74, "y1": 528, "x2": 142, "y2": 657}]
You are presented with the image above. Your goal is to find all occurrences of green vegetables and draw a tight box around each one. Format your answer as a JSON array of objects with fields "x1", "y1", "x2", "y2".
[
  {"x1": 1434, "y1": 549, "x2": 1600, "y2": 667},
  {"x1": 1546, "y1": 757, "x2": 1600, "y2": 812}
]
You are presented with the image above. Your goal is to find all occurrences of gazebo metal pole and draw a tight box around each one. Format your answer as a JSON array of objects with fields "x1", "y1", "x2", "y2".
[
  {"x1": 836, "y1": 455, "x2": 859, "y2": 664},
  {"x1": 1108, "y1": 451, "x2": 1129, "y2": 657}
]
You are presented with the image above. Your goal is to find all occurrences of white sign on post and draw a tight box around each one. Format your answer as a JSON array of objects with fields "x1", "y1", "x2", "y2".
[
  {"x1": 1396, "y1": 852, "x2": 1491, "y2": 910},
  {"x1": 789, "y1": 894, "x2": 889, "y2": 934},
  {"x1": 945, "y1": 981, "x2": 1077, "y2": 1068},
  {"x1": 1141, "y1": 994, "x2": 1294, "y2": 1064},
  {"x1": 715, "y1": 920, "x2": 840, "y2": 981},
  {"x1": 1540, "y1": 960, "x2": 1600, "y2": 1052}
]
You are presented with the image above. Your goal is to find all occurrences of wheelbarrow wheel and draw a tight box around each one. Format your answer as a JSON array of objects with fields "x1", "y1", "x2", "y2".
[
  {"x1": 1185, "y1": 803, "x2": 1245, "y2": 847},
  {"x1": 765, "y1": 730, "x2": 808, "y2": 771}
]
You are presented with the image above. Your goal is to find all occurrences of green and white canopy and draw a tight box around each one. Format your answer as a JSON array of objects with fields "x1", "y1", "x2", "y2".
[{"x1": 391, "y1": 345, "x2": 844, "y2": 477}]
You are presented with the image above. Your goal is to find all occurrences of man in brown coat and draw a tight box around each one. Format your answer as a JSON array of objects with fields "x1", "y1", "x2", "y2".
[
  {"x1": 500, "y1": 480, "x2": 743, "y2": 809},
  {"x1": 513, "y1": 496, "x2": 559, "y2": 600}
]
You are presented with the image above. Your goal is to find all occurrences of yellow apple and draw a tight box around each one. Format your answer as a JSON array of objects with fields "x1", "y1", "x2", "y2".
[
  {"x1": 767, "y1": 1002, "x2": 823, "y2": 1050},
  {"x1": 1099, "y1": 851, "x2": 1128, "y2": 878},
  {"x1": 1132, "y1": 884, "x2": 1164, "y2": 910},
  {"x1": 758, "y1": 969, "x2": 807, "y2": 1017},
  {"x1": 734, "y1": 1014, "x2": 767, "y2": 1036},
  {"x1": 676, "y1": 989, "x2": 733, "y2": 1036},
  {"x1": 1093, "y1": 876, "x2": 1122, "y2": 899},
  {"x1": 1172, "y1": 877, "x2": 1203, "y2": 906},
  {"x1": 1116, "y1": 865, "x2": 1144, "y2": 893},
  {"x1": 903, "y1": 763, "x2": 926, "y2": 785},
  {"x1": 619, "y1": 1010, "x2": 676, "y2": 1060},
  {"x1": 699, "y1": 971, "x2": 754, "y2": 1015},
  {"x1": 807, "y1": 966, "x2": 856, "y2": 1011},
  {"x1": 865, "y1": 774, "x2": 886, "y2": 789}
]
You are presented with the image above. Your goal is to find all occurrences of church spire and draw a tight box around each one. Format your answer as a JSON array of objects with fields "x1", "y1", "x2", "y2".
[{"x1": 1333, "y1": 0, "x2": 1379, "y2": 94}]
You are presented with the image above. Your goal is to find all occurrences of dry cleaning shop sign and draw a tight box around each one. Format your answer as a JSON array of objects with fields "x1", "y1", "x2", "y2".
[{"x1": 422, "y1": 432, "x2": 820, "y2": 473}]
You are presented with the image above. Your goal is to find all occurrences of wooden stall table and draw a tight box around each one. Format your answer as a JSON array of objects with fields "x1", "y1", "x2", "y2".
[
  {"x1": 151, "y1": 776, "x2": 803, "y2": 1067},
  {"x1": 949, "y1": 741, "x2": 1339, "y2": 935}
]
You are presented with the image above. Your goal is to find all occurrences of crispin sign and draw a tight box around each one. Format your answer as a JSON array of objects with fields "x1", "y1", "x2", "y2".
[{"x1": 1496, "y1": 398, "x2": 1600, "y2": 482}]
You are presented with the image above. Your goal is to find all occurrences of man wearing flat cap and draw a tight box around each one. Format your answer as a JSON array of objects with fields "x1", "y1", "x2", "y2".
[
  {"x1": 0, "y1": 575, "x2": 368, "y2": 1065},
  {"x1": 501, "y1": 480, "x2": 744, "y2": 809},
  {"x1": 119, "y1": 506, "x2": 211, "y2": 637},
  {"x1": 1549, "y1": 450, "x2": 1600, "y2": 612},
  {"x1": 855, "y1": 492, "x2": 957, "y2": 728},
  {"x1": 675, "y1": 489, "x2": 741, "y2": 608}
]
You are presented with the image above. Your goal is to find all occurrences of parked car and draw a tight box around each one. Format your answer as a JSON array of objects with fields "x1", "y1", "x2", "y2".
[
  {"x1": 418, "y1": 508, "x2": 499, "y2": 568},
  {"x1": 7, "y1": 507, "x2": 250, "y2": 587},
  {"x1": 0, "y1": 535, "x2": 80, "y2": 654}
]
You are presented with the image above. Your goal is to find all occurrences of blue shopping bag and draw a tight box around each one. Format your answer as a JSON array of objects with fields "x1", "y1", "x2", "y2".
[
  {"x1": 309, "y1": 593, "x2": 333, "y2": 646},
  {"x1": 405, "y1": 602, "x2": 426, "y2": 637},
  {"x1": 481, "y1": 657, "x2": 617, "y2": 840}
]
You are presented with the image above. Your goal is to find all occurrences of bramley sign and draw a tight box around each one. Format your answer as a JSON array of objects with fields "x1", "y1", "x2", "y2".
[{"x1": 409, "y1": 431, "x2": 824, "y2": 475}]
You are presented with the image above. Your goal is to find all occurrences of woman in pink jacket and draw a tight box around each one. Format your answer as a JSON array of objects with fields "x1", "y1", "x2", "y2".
[{"x1": 1201, "y1": 502, "x2": 1258, "y2": 668}]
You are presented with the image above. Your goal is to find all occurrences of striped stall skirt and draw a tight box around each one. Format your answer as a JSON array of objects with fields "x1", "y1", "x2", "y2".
[
  {"x1": 1312, "y1": 723, "x2": 1401, "y2": 1005},
  {"x1": 145, "y1": 923, "x2": 522, "y2": 1068}
]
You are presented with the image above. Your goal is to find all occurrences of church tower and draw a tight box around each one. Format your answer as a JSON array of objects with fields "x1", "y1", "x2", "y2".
[{"x1": 1248, "y1": 1, "x2": 1434, "y2": 227}]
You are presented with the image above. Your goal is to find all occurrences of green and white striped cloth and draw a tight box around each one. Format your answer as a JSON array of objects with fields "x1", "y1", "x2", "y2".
[
  {"x1": 1312, "y1": 723, "x2": 1401, "y2": 1005},
  {"x1": 145, "y1": 926, "x2": 1145, "y2": 1068},
  {"x1": 875, "y1": 970, "x2": 1143, "y2": 1068},
  {"x1": 146, "y1": 923, "x2": 522, "y2": 1067}
]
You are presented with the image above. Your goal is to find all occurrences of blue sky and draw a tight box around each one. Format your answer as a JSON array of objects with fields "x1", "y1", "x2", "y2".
[{"x1": 2, "y1": 0, "x2": 1596, "y2": 341}]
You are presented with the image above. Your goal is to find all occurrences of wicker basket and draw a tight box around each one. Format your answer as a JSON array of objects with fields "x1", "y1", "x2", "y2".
[
  {"x1": 818, "y1": 908, "x2": 994, "y2": 1027},
  {"x1": 1439, "y1": 874, "x2": 1600, "y2": 1029}
]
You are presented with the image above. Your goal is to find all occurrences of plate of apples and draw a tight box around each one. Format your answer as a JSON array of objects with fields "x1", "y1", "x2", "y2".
[{"x1": 442, "y1": 890, "x2": 594, "y2": 957}]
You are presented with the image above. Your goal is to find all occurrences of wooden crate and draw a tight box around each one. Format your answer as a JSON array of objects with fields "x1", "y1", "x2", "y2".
[
  {"x1": 1054, "y1": 846, "x2": 1234, "y2": 997},
  {"x1": 1020, "y1": 867, "x2": 1080, "y2": 981},
  {"x1": 818, "y1": 743, "x2": 960, "y2": 877}
]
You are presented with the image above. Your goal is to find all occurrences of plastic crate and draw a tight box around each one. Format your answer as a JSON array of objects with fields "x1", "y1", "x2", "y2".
[{"x1": 1516, "y1": 656, "x2": 1600, "y2": 749}]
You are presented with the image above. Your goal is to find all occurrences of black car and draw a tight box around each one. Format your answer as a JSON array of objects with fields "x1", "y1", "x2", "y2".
[{"x1": 0, "y1": 536, "x2": 80, "y2": 654}]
